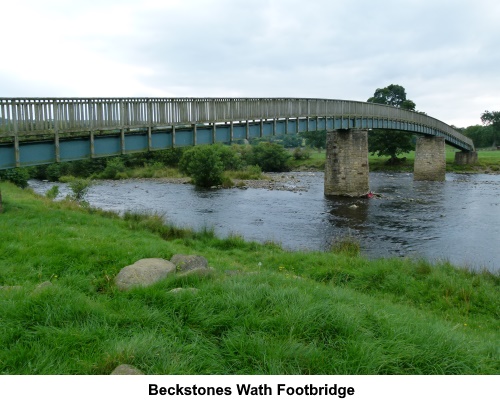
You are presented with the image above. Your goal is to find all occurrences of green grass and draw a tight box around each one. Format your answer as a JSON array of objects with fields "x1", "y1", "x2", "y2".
[{"x1": 0, "y1": 182, "x2": 498, "y2": 375}]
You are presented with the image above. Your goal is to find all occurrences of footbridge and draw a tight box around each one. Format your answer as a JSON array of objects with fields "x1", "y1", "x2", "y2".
[{"x1": 0, "y1": 97, "x2": 476, "y2": 196}]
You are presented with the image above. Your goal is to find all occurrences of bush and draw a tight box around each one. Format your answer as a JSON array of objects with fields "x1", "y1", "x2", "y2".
[
  {"x1": 0, "y1": 168, "x2": 30, "y2": 188},
  {"x1": 249, "y1": 142, "x2": 291, "y2": 172},
  {"x1": 45, "y1": 163, "x2": 70, "y2": 181},
  {"x1": 45, "y1": 185, "x2": 60, "y2": 200},
  {"x1": 69, "y1": 178, "x2": 93, "y2": 201},
  {"x1": 96, "y1": 158, "x2": 126, "y2": 179},
  {"x1": 179, "y1": 145, "x2": 225, "y2": 187},
  {"x1": 293, "y1": 147, "x2": 311, "y2": 160}
]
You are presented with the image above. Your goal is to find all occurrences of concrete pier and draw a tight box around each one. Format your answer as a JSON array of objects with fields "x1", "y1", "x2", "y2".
[
  {"x1": 414, "y1": 136, "x2": 446, "y2": 181},
  {"x1": 324, "y1": 129, "x2": 369, "y2": 196},
  {"x1": 454, "y1": 151, "x2": 478, "y2": 165}
]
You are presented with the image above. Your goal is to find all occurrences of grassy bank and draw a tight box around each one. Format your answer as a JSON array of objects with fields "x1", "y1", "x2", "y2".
[
  {"x1": 0, "y1": 182, "x2": 498, "y2": 375},
  {"x1": 290, "y1": 148, "x2": 500, "y2": 173}
]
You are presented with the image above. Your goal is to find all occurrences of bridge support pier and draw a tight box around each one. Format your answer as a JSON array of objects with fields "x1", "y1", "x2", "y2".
[
  {"x1": 414, "y1": 136, "x2": 446, "y2": 181},
  {"x1": 324, "y1": 129, "x2": 369, "y2": 197},
  {"x1": 454, "y1": 151, "x2": 478, "y2": 165}
]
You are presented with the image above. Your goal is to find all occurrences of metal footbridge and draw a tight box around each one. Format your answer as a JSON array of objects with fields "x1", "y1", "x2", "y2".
[{"x1": 0, "y1": 98, "x2": 474, "y2": 170}]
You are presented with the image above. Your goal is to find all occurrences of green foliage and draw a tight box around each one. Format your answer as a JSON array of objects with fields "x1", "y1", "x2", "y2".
[
  {"x1": 248, "y1": 142, "x2": 291, "y2": 172},
  {"x1": 367, "y1": 84, "x2": 416, "y2": 109},
  {"x1": 45, "y1": 185, "x2": 59, "y2": 200},
  {"x1": 68, "y1": 178, "x2": 93, "y2": 201},
  {"x1": 463, "y1": 125, "x2": 496, "y2": 149},
  {"x1": 367, "y1": 84, "x2": 417, "y2": 160},
  {"x1": 0, "y1": 168, "x2": 30, "y2": 188},
  {"x1": 293, "y1": 147, "x2": 312, "y2": 160},
  {"x1": 368, "y1": 131, "x2": 415, "y2": 163},
  {"x1": 179, "y1": 145, "x2": 225, "y2": 187},
  {"x1": 301, "y1": 130, "x2": 326, "y2": 151},
  {"x1": 96, "y1": 158, "x2": 127, "y2": 180},
  {"x1": 480, "y1": 110, "x2": 500, "y2": 146}
]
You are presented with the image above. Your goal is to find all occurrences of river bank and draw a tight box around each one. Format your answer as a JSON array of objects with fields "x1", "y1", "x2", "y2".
[{"x1": 0, "y1": 181, "x2": 498, "y2": 375}]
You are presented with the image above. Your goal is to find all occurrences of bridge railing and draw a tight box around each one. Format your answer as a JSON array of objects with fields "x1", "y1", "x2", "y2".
[{"x1": 0, "y1": 97, "x2": 473, "y2": 150}]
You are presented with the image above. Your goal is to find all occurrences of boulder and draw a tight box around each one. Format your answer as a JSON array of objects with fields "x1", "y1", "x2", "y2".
[
  {"x1": 115, "y1": 258, "x2": 176, "y2": 291},
  {"x1": 110, "y1": 364, "x2": 144, "y2": 375},
  {"x1": 170, "y1": 254, "x2": 209, "y2": 273}
]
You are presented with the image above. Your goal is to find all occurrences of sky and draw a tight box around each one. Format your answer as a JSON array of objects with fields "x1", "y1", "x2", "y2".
[{"x1": 1, "y1": 0, "x2": 499, "y2": 128}]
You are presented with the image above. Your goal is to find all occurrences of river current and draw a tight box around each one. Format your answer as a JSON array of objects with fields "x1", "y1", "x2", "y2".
[{"x1": 29, "y1": 172, "x2": 500, "y2": 273}]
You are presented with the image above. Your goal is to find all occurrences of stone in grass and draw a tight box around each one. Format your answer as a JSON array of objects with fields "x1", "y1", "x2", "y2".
[
  {"x1": 170, "y1": 254, "x2": 209, "y2": 273},
  {"x1": 115, "y1": 258, "x2": 176, "y2": 291},
  {"x1": 110, "y1": 364, "x2": 144, "y2": 375},
  {"x1": 34, "y1": 281, "x2": 53, "y2": 291},
  {"x1": 168, "y1": 287, "x2": 200, "y2": 294}
]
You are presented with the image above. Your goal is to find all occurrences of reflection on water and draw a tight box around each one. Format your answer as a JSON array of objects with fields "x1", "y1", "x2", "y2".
[{"x1": 29, "y1": 172, "x2": 500, "y2": 272}]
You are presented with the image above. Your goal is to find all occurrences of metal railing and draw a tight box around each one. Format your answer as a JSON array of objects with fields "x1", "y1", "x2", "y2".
[{"x1": 0, "y1": 97, "x2": 474, "y2": 150}]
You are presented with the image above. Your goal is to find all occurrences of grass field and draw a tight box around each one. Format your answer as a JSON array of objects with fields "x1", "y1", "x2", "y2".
[{"x1": 0, "y1": 182, "x2": 498, "y2": 375}]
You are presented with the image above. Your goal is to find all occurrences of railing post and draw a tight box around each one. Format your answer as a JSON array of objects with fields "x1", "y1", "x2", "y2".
[
  {"x1": 147, "y1": 99, "x2": 152, "y2": 151},
  {"x1": 12, "y1": 101, "x2": 20, "y2": 167},
  {"x1": 120, "y1": 100, "x2": 125, "y2": 154},
  {"x1": 54, "y1": 100, "x2": 60, "y2": 163}
]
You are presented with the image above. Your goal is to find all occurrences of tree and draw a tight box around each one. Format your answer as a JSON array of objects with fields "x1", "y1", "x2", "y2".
[
  {"x1": 367, "y1": 84, "x2": 417, "y2": 164},
  {"x1": 480, "y1": 110, "x2": 500, "y2": 147},
  {"x1": 301, "y1": 130, "x2": 326, "y2": 152}
]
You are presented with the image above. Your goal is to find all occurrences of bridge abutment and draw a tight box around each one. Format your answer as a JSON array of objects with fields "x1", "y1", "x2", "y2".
[
  {"x1": 414, "y1": 136, "x2": 446, "y2": 181},
  {"x1": 454, "y1": 151, "x2": 478, "y2": 165},
  {"x1": 324, "y1": 129, "x2": 369, "y2": 197}
]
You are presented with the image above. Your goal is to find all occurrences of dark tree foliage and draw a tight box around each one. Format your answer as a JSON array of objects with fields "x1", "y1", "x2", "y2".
[
  {"x1": 301, "y1": 130, "x2": 326, "y2": 152},
  {"x1": 480, "y1": 111, "x2": 500, "y2": 147},
  {"x1": 367, "y1": 84, "x2": 417, "y2": 163},
  {"x1": 249, "y1": 142, "x2": 291, "y2": 172}
]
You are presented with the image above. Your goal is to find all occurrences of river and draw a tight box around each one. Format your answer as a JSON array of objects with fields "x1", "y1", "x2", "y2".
[{"x1": 29, "y1": 172, "x2": 500, "y2": 273}]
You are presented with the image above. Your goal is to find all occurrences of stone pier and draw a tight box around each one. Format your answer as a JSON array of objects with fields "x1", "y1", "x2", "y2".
[
  {"x1": 324, "y1": 129, "x2": 369, "y2": 196},
  {"x1": 454, "y1": 151, "x2": 478, "y2": 165},
  {"x1": 414, "y1": 136, "x2": 446, "y2": 181}
]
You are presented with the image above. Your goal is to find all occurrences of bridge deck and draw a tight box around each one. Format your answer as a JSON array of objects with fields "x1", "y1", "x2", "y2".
[{"x1": 0, "y1": 98, "x2": 474, "y2": 169}]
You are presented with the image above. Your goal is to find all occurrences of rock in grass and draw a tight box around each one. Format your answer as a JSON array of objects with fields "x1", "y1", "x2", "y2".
[
  {"x1": 110, "y1": 364, "x2": 144, "y2": 375},
  {"x1": 170, "y1": 254, "x2": 209, "y2": 273},
  {"x1": 115, "y1": 258, "x2": 176, "y2": 291},
  {"x1": 168, "y1": 287, "x2": 200, "y2": 294}
]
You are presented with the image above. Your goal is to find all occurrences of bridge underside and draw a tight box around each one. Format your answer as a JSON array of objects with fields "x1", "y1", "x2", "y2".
[{"x1": 0, "y1": 116, "x2": 473, "y2": 170}]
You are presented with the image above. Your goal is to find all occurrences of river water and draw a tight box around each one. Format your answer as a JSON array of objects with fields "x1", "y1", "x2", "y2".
[{"x1": 29, "y1": 172, "x2": 500, "y2": 273}]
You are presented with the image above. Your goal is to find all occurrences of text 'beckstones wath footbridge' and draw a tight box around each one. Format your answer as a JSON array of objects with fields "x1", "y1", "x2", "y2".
[{"x1": 0, "y1": 97, "x2": 477, "y2": 196}]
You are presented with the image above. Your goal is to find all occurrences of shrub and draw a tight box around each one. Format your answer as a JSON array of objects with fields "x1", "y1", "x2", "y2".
[
  {"x1": 249, "y1": 142, "x2": 291, "y2": 172},
  {"x1": 0, "y1": 168, "x2": 30, "y2": 188},
  {"x1": 45, "y1": 163, "x2": 70, "y2": 181},
  {"x1": 69, "y1": 178, "x2": 93, "y2": 201},
  {"x1": 45, "y1": 185, "x2": 60, "y2": 200},
  {"x1": 97, "y1": 158, "x2": 126, "y2": 179},
  {"x1": 293, "y1": 147, "x2": 311, "y2": 160},
  {"x1": 179, "y1": 145, "x2": 225, "y2": 187}
]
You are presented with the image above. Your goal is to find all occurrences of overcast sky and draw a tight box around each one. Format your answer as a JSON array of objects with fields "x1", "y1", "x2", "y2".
[{"x1": 1, "y1": 0, "x2": 499, "y2": 127}]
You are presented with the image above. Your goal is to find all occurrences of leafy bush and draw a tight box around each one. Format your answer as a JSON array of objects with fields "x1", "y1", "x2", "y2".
[
  {"x1": 293, "y1": 147, "x2": 311, "y2": 160},
  {"x1": 212, "y1": 144, "x2": 243, "y2": 170},
  {"x1": 45, "y1": 185, "x2": 60, "y2": 200},
  {"x1": 45, "y1": 163, "x2": 70, "y2": 181},
  {"x1": 179, "y1": 145, "x2": 225, "y2": 187},
  {"x1": 69, "y1": 178, "x2": 93, "y2": 201},
  {"x1": 248, "y1": 142, "x2": 291, "y2": 172},
  {"x1": 96, "y1": 158, "x2": 127, "y2": 179},
  {"x1": 0, "y1": 168, "x2": 30, "y2": 188}
]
